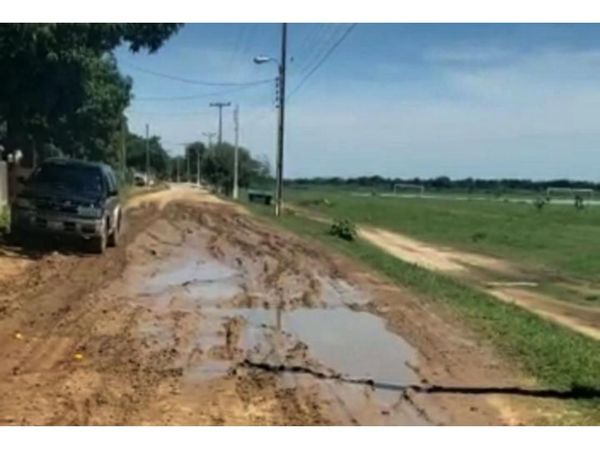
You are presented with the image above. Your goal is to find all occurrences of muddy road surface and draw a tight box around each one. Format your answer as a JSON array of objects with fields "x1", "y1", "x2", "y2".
[{"x1": 0, "y1": 187, "x2": 532, "y2": 425}]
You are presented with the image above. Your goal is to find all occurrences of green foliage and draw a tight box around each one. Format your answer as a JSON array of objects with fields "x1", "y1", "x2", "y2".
[
  {"x1": 0, "y1": 205, "x2": 9, "y2": 232},
  {"x1": 198, "y1": 142, "x2": 271, "y2": 194},
  {"x1": 0, "y1": 23, "x2": 180, "y2": 163},
  {"x1": 534, "y1": 197, "x2": 547, "y2": 211},
  {"x1": 329, "y1": 218, "x2": 357, "y2": 241},
  {"x1": 125, "y1": 132, "x2": 170, "y2": 179}
]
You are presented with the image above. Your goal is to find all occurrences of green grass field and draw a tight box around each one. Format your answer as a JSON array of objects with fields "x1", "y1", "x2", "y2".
[
  {"x1": 283, "y1": 187, "x2": 600, "y2": 284},
  {"x1": 246, "y1": 202, "x2": 600, "y2": 423}
]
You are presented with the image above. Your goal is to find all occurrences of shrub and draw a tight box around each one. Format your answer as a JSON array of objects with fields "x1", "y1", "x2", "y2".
[
  {"x1": 534, "y1": 197, "x2": 546, "y2": 211},
  {"x1": 0, "y1": 205, "x2": 9, "y2": 233},
  {"x1": 329, "y1": 218, "x2": 357, "y2": 241}
]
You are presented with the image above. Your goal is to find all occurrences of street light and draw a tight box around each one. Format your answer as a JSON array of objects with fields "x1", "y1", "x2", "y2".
[
  {"x1": 253, "y1": 24, "x2": 287, "y2": 217},
  {"x1": 253, "y1": 55, "x2": 276, "y2": 65}
]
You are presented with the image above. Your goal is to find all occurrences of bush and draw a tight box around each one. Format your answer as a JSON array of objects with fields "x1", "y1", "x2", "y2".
[
  {"x1": 534, "y1": 197, "x2": 546, "y2": 211},
  {"x1": 0, "y1": 205, "x2": 9, "y2": 233},
  {"x1": 329, "y1": 218, "x2": 357, "y2": 241}
]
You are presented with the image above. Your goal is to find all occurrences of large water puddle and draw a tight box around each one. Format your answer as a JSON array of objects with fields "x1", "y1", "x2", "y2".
[
  {"x1": 131, "y1": 251, "x2": 421, "y2": 423},
  {"x1": 234, "y1": 307, "x2": 416, "y2": 384}
]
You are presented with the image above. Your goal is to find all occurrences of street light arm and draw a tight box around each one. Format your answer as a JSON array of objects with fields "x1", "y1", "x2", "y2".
[{"x1": 253, "y1": 55, "x2": 280, "y2": 67}]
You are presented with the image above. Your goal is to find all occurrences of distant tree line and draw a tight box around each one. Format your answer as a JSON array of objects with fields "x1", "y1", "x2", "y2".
[
  {"x1": 170, "y1": 141, "x2": 272, "y2": 194},
  {"x1": 287, "y1": 176, "x2": 600, "y2": 193}
]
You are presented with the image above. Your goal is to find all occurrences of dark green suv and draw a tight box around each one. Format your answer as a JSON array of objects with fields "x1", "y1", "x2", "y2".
[{"x1": 10, "y1": 158, "x2": 123, "y2": 253}]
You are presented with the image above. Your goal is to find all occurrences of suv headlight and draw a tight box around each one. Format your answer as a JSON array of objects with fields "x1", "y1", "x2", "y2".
[{"x1": 14, "y1": 197, "x2": 33, "y2": 209}]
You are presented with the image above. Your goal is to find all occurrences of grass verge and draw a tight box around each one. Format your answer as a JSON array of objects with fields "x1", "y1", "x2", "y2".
[{"x1": 248, "y1": 203, "x2": 600, "y2": 421}]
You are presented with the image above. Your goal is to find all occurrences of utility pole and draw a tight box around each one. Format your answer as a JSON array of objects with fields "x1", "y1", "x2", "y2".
[
  {"x1": 196, "y1": 145, "x2": 201, "y2": 186},
  {"x1": 202, "y1": 132, "x2": 216, "y2": 150},
  {"x1": 202, "y1": 132, "x2": 216, "y2": 190},
  {"x1": 176, "y1": 156, "x2": 180, "y2": 183},
  {"x1": 145, "y1": 124, "x2": 150, "y2": 183},
  {"x1": 120, "y1": 116, "x2": 126, "y2": 182},
  {"x1": 186, "y1": 149, "x2": 190, "y2": 183},
  {"x1": 233, "y1": 104, "x2": 240, "y2": 200},
  {"x1": 275, "y1": 23, "x2": 287, "y2": 217},
  {"x1": 209, "y1": 101, "x2": 231, "y2": 146}
]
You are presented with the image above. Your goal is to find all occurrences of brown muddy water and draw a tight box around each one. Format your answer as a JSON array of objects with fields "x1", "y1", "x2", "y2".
[{"x1": 122, "y1": 230, "x2": 425, "y2": 424}]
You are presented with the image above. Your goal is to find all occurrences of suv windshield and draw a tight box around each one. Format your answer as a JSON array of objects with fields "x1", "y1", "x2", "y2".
[{"x1": 29, "y1": 163, "x2": 104, "y2": 196}]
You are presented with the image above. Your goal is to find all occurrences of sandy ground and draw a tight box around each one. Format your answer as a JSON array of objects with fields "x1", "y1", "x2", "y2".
[
  {"x1": 359, "y1": 225, "x2": 600, "y2": 341},
  {"x1": 359, "y1": 226, "x2": 516, "y2": 275},
  {"x1": 0, "y1": 185, "x2": 566, "y2": 425}
]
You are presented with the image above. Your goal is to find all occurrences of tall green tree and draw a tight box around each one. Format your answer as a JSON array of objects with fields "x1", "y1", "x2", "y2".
[
  {"x1": 0, "y1": 23, "x2": 180, "y2": 164},
  {"x1": 125, "y1": 132, "x2": 170, "y2": 179},
  {"x1": 200, "y1": 142, "x2": 271, "y2": 194}
]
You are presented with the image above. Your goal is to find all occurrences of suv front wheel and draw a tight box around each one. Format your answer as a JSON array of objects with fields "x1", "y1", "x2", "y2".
[
  {"x1": 107, "y1": 213, "x2": 121, "y2": 247},
  {"x1": 88, "y1": 221, "x2": 107, "y2": 254}
]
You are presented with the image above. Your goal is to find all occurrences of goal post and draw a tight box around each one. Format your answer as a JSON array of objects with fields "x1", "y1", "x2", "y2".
[
  {"x1": 546, "y1": 187, "x2": 594, "y2": 200},
  {"x1": 392, "y1": 183, "x2": 425, "y2": 196}
]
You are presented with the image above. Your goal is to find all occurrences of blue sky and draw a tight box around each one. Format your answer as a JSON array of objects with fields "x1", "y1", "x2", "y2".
[{"x1": 116, "y1": 24, "x2": 600, "y2": 180}]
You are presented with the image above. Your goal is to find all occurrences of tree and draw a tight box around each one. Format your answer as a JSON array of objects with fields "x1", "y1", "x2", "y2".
[
  {"x1": 185, "y1": 142, "x2": 207, "y2": 182},
  {"x1": 200, "y1": 142, "x2": 270, "y2": 194},
  {"x1": 0, "y1": 23, "x2": 181, "y2": 165},
  {"x1": 125, "y1": 132, "x2": 170, "y2": 179}
]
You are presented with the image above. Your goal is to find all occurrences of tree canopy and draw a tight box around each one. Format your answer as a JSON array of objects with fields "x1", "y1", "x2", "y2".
[
  {"x1": 0, "y1": 23, "x2": 180, "y2": 164},
  {"x1": 125, "y1": 131, "x2": 171, "y2": 179}
]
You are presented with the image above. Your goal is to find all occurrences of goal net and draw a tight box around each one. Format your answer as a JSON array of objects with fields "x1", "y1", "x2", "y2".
[
  {"x1": 546, "y1": 187, "x2": 594, "y2": 200},
  {"x1": 392, "y1": 183, "x2": 425, "y2": 196}
]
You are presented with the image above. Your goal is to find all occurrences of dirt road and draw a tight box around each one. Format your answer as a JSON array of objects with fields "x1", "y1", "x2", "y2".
[{"x1": 0, "y1": 186, "x2": 546, "y2": 425}]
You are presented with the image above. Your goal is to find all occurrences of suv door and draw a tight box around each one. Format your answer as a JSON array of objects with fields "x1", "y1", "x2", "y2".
[{"x1": 103, "y1": 166, "x2": 121, "y2": 236}]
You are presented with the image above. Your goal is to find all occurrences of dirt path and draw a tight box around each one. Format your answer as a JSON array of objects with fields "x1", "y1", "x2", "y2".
[
  {"x1": 359, "y1": 225, "x2": 600, "y2": 341},
  {"x1": 0, "y1": 186, "x2": 561, "y2": 424}
]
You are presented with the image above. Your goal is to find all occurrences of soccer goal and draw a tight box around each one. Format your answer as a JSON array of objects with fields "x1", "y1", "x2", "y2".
[
  {"x1": 392, "y1": 183, "x2": 425, "y2": 196},
  {"x1": 546, "y1": 187, "x2": 595, "y2": 200}
]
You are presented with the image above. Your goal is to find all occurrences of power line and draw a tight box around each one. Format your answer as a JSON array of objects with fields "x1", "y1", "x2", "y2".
[
  {"x1": 292, "y1": 24, "x2": 327, "y2": 66},
  {"x1": 134, "y1": 80, "x2": 273, "y2": 101},
  {"x1": 295, "y1": 24, "x2": 341, "y2": 77},
  {"x1": 288, "y1": 24, "x2": 357, "y2": 99},
  {"x1": 126, "y1": 109, "x2": 209, "y2": 116},
  {"x1": 120, "y1": 61, "x2": 273, "y2": 87}
]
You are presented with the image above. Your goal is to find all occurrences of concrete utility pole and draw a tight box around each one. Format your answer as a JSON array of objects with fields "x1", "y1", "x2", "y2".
[
  {"x1": 120, "y1": 116, "x2": 126, "y2": 181},
  {"x1": 275, "y1": 23, "x2": 287, "y2": 217},
  {"x1": 233, "y1": 104, "x2": 240, "y2": 200},
  {"x1": 186, "y1": 149, "x2": 190, "y2": 183},
  {"x1": 196, "y1": 146, "x2": 201, "y2": 186},
  {"x1": 202, "y1": 132, "x2": 216, "y2": 150},
  {"x1": 202, "y1": 132, "x2": 216, "y2": 188},
  {"x1": 145, "y1": 124, "x2": 150, "y2": 182},
  {"x1": 209, "y1": 102, "x2": 231, "y2": 145}
]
